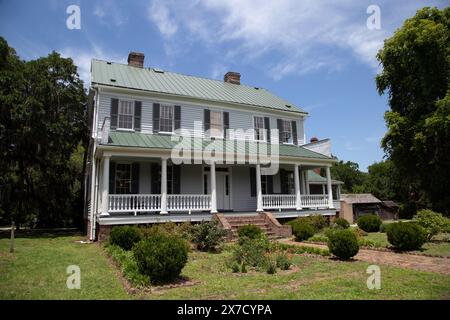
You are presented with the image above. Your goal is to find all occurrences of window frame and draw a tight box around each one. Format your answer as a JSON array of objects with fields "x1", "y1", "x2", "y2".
[
  {"x1": 209, "y1": 110, "x2": 223, "y2": 138},
  {"x1": 253, "y1": 116, "x2": 266, "y2": 142},
  {"x1": 159, "y1": 104, "x2": 175, "y2": 134},
  {"x1": 115, "y1": 163, "x2": 133, "y2": 194},
  {"x1": 117, "y1": 100, "x2": 135, "y2": 131},
  {"x1": 280, "y1": 119, "x2": 293, "y2": 144}
]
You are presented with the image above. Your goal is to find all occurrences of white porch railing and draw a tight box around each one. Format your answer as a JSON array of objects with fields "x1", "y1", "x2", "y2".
[
  {"x1": 109, "y1": 194, "x2": 161, "y2": 212},
  {"x1": 168, "y1": 194, "x2": 211, "y2": 212},
  {"x1": 262, "y1": 194, "x2": 296, "y2": 209},
  {"x1": 301, "y1": 195, "x2": 329, "y2": 208}
]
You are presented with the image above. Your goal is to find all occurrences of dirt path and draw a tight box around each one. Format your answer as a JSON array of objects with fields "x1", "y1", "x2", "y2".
[{"x1": 280, "y1": 240, "x2": 450, "y2": 275}]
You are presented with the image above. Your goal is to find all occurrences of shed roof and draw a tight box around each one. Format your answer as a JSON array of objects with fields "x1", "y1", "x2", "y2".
[
  {"x1": 341, "y1": 194, "x2": 382, "y2": 204},
  {"x1": 91, "y1": 60, "x2": 306, "y2": 114}
]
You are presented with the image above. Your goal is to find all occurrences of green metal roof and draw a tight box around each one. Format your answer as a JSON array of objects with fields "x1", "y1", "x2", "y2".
[
  {"x1": 105, "y1": 131, "x2": 330, "y2": 160},
  {"x1": 91, "y1": 60, "x2": 306, "y2": 114},
  {"x1": 307, "y1": 170, "x2": 343, "y2": 184}
]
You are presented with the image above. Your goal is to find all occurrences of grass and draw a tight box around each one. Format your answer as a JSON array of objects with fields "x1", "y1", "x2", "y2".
[
  {"x1": 1, "y1": 232, "x2": 450, "y2": 300},
  {"x1": 0, "y1": 233, "x2": 128, "y2": 299}
]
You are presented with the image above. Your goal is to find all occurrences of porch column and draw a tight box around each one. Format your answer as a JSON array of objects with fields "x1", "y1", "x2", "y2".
[
  {"x1": 294, "y1": 164, "x2": 302, "y2": 210},
  {"x1": 160, "y1": 158, "x2": 168, "y2": 214},
  {"x1": 210, "y1": 161, "x2": 217, "y2": 213},
  {"x1": 325, "y1": 166, "x2": 334, "y2": 209},
  {"x1": 256, "y1": 163, "x2": 263, "y2": 212},
  {"x1": 100, "y1": 155, "x2": 110, "y2": 216}
]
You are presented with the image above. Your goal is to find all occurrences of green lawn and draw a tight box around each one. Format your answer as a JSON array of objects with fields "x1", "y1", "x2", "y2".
[{"x1": 1, "y1": 233, "x2": 450, "y2": 300}]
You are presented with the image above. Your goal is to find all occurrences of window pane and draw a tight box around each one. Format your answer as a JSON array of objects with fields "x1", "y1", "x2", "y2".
[
  {"x1": 160, "y1": 105, "x2": 173, "y2": 132},
  {"x1": 118, "y1": 101, "x2": 134, "y2": 129},
  {"x1": 115, "y1": 163, "x2": 132, "y2": 194},
  {"x1": 254, "y1": 116, "x2": 265, "y2": 141},
  {"x1": 282, "y1": 120, "x2": 292, "y2": 143}
]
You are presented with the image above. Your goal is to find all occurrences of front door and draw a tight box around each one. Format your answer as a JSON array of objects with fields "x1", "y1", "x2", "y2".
[{"x1": 216, "y1": 172, "x2": 231, "y2": 210}]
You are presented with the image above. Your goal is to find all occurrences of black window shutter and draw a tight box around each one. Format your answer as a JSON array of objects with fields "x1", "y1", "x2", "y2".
[
  {"x1": 292, "y1": 121, "x2": 298, "y2": 145},
  {"x1": 174, "y1": 105, "x2": 181, "y2": 131},
  {"x1": 223, "y1": 112, "x2": 229, "y2": 139},
  {"x1": 204, "y1": 109, "x2": 210, "y2": 132},
  {"x1": 250, "y1": 167, "x2": 256, "y2": 197},
  {"x1": 134, "y1": 101, "x2": 142, "y2": 131},
  {"x1": 277, "y1": 119, "x2": 283, "y2": 143},
  {"x1": 131, "y1": 163, "x2": 139, "y2": 194},
  {"x1": 151, "y1": 163, "x2": 161, "y2": 194},
  {"x1": 111, "y1": 98, "x2": 119, "y2": 129},
  {"x1": 267, "y1": 175, "x2": 274, "y2": 194},
  {"x1": 109, "y1": 162, "x2": 116, "y2": 194},
  {"x1": 152, "y1": 103, "x2": 160, "y2": 133},
  {"x1": 264, "y1": 117, "x2": 270, "y2": 143},
  {"x1": 173, "y1": 165, "x2": 181, "y2": 194},
  {"x1": 280, "y1": 169, "x2": 288, "y2": 194}
]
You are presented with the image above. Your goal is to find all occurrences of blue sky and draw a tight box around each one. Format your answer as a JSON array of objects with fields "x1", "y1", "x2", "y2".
[{"x1": 0, "y1": 0, "x2": 446, "y2": 170}]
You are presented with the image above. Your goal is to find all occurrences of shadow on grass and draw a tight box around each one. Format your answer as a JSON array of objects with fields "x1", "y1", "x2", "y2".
[{"x1": 0, "y1": 228, "x2": 83, "y2": 239}]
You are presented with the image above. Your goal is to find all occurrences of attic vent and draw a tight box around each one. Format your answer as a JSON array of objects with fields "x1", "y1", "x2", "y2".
[
  {"x1": 110, "y1": 78, "x2": 116, "y2": 82},
  {"x1": 285, "y1": 104, "x2": 292, "y2": 108},
  {"x1": 153, "y1": 68, "x2": 165, "y2": 74},
  {"x1": 106, "y1": 62, "x2": 112, "y2": 65}
]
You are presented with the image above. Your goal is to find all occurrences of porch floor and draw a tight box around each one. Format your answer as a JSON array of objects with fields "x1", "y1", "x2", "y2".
[{"x1": 97, "y1": 209, "x2": 336, "y2": 225}]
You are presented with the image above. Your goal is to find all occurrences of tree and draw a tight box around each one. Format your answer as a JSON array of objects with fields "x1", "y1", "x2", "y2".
[
  {"x1": 376, "y1": 7, "x2": 450, "y2": 215},
  {"x1": 361, "y1": 160, "x2": 406, "y2": 201},
  {"x1": 329, "y1": 160, "x2": 367, "y2": 193},
  {"x1": 0, "y1": 37, "x2": 87, "y2": 228}
]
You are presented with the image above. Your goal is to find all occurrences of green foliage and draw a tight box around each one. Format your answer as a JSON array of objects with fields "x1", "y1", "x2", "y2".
[
  {"x1": 133, "y1": 233, "x2": 188, "y2": 283},
  {"x1": 361, "y1": 160, "x2": 406, "y2": 201},
  {"x1": 275, "y1": 253, "x2": 292, "y2": 270},
  {"x1": 109, "y1": 226, "x2": 142, "y2": 251},
  {"x1": 334, "y1": 218, "x2": 350, "y2": 229},
  {"x1": 303, "y1": 215, "x2": 328, "y2": 231},
  {"x1": 237, "y1": 224, "x2": 263, "y2": 244},
  {"x1": 265, "y1": 257, "x2": 277, "y2": 274},
  {"x1": 376, "y1": 7, "x2": 450, "y2": 215},
  {"x1": 398, "y1": 202, "x2": 418, "y2": 219},
  {"x1": 387, "y1": 222, "x2": 427, "y2": 251},
  {"x1": 327, "y1": 229, "x2": 359, "y2": 260},
  {"x1": 191, "y1": 220, "x2": 226, "y2": 252},
  {"x1": 379, "y1": 223, "x2": 390, "y2": 233},
  {"x1": 231, "y1": 236, "x2": 270, "y2": 268},
  {"x1": 291, "y1": 220, "x2": 315, "y2": 241},
  {"x1": 330, "y1": 160, "x2": 367, "y2": 193},
  {"x1": 274, "y1": 242, "x2": 330, "y2": 256},
  {"x1": 0, "y1": 37, "x2": 87, "y2": 228},
  {"x1": 307, "y1": 233, "x2": 328, "y2": 243},
  {"x1": 357, "y1": 214, "x2": 382, "y2": 232},
  {"x1": 105, "y1": 244, "x2": 148, "y2": 286},
  {"x1": 231, "y1": 261, "x2": 240, "y2": 273},
  {"x1": 140, "y1": 222, "x2": 193, "y2": 242},
  {"x1": 413, "y1": 209, "x2": 450, "y2": 241}
]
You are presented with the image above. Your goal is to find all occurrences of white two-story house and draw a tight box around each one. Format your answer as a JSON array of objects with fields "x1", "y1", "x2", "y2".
[{"x1": 85, "y1": 52, "x2": 342, "y2": 240}]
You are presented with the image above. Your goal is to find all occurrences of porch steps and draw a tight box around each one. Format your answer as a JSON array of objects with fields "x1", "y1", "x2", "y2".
[{"x1": 213, "y1": 212, "x2": 292, "y2": 241}]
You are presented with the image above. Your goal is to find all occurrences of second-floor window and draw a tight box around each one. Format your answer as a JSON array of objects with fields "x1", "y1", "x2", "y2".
[
  {"x1": 210, "y1": 111, "x2": 223, "y2": 138},
  {"x1": 254, "y1": 116, "x2": 266, "y2": 141},
  {"x1": 118, "y1": 100, "x2": 134, "y2": 130},
  {"x1": 160, "y1": 105, "x2": 174, "y2": 133},
  {"x1": 281, "y1": 120, "x2": 293, "y2": 144}
]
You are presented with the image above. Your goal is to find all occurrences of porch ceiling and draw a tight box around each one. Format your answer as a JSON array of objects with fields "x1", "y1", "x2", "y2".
[{"x1": 104, "y1": 131, "x2": 332, "y2": 160}]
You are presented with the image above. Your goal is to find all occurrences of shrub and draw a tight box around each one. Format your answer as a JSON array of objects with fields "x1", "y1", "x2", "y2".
[
  {"x1": 357, "y1": 214, "x2": 382, "y2": 232},
  {"x1": 140, "y1": 222, "x2": 193, "y2": 242},
  {"x1": 327, "y1": 229, "x2": 359, "y2": 260},
  {"x1": 387, "y1": 222, "x2": 427, "y2": 251},
  {"x1": 105, "y1": 244, "x2": 149, "y2": 286},
  {"x1": 379, "y1": 223, "x2": 391, "y2": 233},
  {"x1": 238, "y1": 224, "x2": 263, "y2": 244},
  {"x1": 292, "y1": 220, "x2": 315, "y2": 241},
  {"x1": 231, "y1": 261, "x2": 240, "y2": 273},
  {"x1": 109, "y1": 225, "x2": 142, "y2": 251},
  {"x1": 276, "y1": 253, "x2": 291, "y2": 270},
  {"x1": 265, "y1": 257, "x2": 277, "y2": 274},
  {"x1": 192, "y1": 220, "x2": 227, "y2": 252},
  {"x1": 334, "y1": 218, "x2": 350, "y2": 229},
  {"x1": 133, "y1": 233, "x2": 188, "y2": 283},
  {"x1": 304, "y1": 214, "x2": 329, "y2": 231},
  {"x1": 307, "y1": 233, "x2": 328, "y2": 243},
  {"x1": 232, "y1": 236, "x2": 270, "y2": 267},
  {"x1": 413, "y1": 209, "x2": 450, "y2": 241}
]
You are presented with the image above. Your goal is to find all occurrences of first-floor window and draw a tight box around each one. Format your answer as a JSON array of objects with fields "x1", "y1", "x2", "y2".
[
  {"x1": 159, "y1": 104, "x2": 174, "y2": 133},
  {"x1": 281, "y1": 120, "x2": 292, "y2": 144},
  {"x1": 115, "y1": 163, "x2": 132, "y2": 194},
  {"x1": 254, "y1": 116, "x2": 266, "y2": 141},
  {"x1": 118, "y1": 100, "x2": 134, "y2": 129},
  {"x1": 286, "y1": 172, "x2": 295, "y2": 194}
]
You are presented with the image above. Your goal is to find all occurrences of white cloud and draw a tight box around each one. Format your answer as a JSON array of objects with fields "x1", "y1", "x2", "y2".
[
  {"x1": 146, "y1": 0, "x2": 442, "y2": 80},
  {"x1": 93, "y1": 0, "x2": 128, "y2": 27},
  {"x1": 344, "y1": 141, "x2": 361, "y2": 151},
  {"x1": 59, "y1": 46, "x2": 125, "y2": 86}
]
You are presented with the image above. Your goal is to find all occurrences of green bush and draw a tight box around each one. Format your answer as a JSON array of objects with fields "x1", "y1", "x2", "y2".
[
  {"x1": 238, "y1": 224, "x2": 263, "y2": 244},
  {"x1": 140, "y1": 222, "x2": 193, "y2": 241},
  {"x1": 133, "y1": 233, "x2": 188, "y2": 283},
  {"x1": 334, "y1": 218, "x2": 350, "y2": 229},
  {"x1": 192, "y1": 220, "x2": 227, "y2": 252},
  {"x1": 276, "y1": 253, "x2": 291, "y2": 270},
  {"x1": 327, "y1": 229, "x2": 359, "y2": 260},
  {"x1": 307, "y1": 233, "x2": 328, "y2": 243},
  {"x1": 109, "y1": 225, "x2": 142, "y2": 251},
  {"x1": 379, "y1": 223, "x2": 391, "y2": 233},
  {"x1": 231, "y1": 261, "x2": 240, "y2": 273},
  {"x1": 105, "y1": 244, "x2": 149, "y2": 286},
  {"x1": 292, "y1": 220, "x2": 315, "y2": 241},
  {"x1": 387, "y1": 222, "x2": 427, "y2": 251},
  {"x1": 413, "y1": 209, "x2": 450, "y2": 241},
  {"x1": 265, "y1": 257, "x2": 277, "y2": 274},
  {"x1": 304, "y1": 214, "x2": 329, "y2": 231},
  {"x1": 357, "y1": 214, "x2": 382, "y2": 232},
  {"x1": 232, "y1": 236, "x2": 270, "y2": 268}
]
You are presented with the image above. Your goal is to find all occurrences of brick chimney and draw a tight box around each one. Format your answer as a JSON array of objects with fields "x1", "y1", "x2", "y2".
[
  {"x1": 127, "y1": 52, "x2": 145, "y2": 68},
  {"x1": 310, "y1": 137, "x2": 319, "y2": 143},
  {"x1": 224, "y1": 71, "x2": 241, "y2": 85}
]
